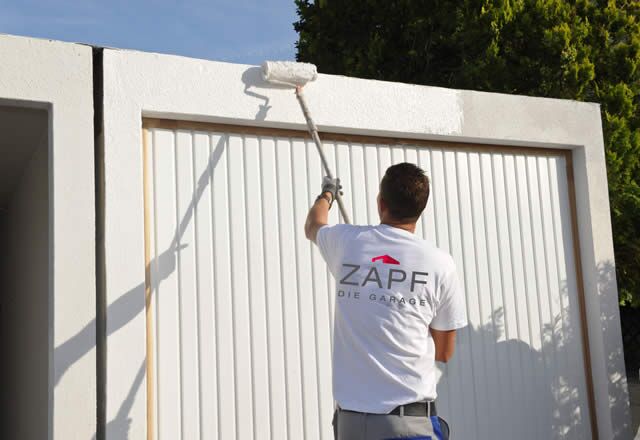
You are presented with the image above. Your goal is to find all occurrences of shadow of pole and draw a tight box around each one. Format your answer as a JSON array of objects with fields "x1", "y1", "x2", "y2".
[
  {"x1": 91, "y1": 361, "x2": 144, "y2": 440},
  {"x1": 240, "y1": 66, "x2": 292, "y2": 122},
  {"x1": 53, "y1": 134, "x2": 226, "y2": 439}
]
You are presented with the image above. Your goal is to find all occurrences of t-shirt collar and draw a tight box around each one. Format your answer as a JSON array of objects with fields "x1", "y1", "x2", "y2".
[{"x1": 378, "y1": 223, "x2": 416, "y2": 238}]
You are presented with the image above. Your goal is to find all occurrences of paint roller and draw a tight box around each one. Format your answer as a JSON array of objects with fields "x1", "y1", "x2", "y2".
[{"x1": 262, "y1": 61, "x2": 351, "y2": 224}]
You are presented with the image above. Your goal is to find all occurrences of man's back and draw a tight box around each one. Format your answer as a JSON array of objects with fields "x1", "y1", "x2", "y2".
[
  {"x1": 305, "y1": 162, "x2": 467, "y2": 439},
  {"x1": 316, "y1": 223, "x2": 467, "y2": 414}
]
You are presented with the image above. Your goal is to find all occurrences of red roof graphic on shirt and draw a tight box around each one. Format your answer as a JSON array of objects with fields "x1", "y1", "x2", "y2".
[{"x1": 371, "y1": 254, "x2": 400, "y2": 265}]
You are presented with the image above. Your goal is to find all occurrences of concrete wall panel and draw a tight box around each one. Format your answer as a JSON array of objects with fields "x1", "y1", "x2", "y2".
[
  {"x1": 0, "y1": 34, "x2": 95, "y2": 440},
  {"x1": 102, "y1": 48, "x2": 630, "y2": 439}
]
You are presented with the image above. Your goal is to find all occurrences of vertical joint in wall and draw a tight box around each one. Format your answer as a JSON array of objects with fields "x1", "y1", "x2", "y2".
[{"x1": 92, "y1": 46, "x2": 106, "y2": 440}]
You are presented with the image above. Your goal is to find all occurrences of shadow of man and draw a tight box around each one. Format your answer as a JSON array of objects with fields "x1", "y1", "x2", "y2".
[{"x1": 436, "y1": 309, "x2": 553, "y2": 439}]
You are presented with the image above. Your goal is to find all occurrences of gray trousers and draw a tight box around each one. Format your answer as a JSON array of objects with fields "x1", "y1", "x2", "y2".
[{"x1": 332, "y1": 407, "x2": 450, "y2": 440}]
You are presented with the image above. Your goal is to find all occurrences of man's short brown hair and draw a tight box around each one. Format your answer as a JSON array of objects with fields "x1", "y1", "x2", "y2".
[{"x1": 380, "y1": 163, "x2": 430, "y2": 221}]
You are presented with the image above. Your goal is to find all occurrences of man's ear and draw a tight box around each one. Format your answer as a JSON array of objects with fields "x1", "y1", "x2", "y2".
[{"x1": 377, "y1": 193, "x2": 384, "y2": 219}]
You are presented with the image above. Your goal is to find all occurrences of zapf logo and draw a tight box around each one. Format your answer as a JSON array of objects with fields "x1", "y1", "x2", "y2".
[
  {"x1": 339, "y1": 258, "x2": 428, "y2": 292},
  {"x1": 371, "y1": 254, "x2": 400, "y2": 264}
]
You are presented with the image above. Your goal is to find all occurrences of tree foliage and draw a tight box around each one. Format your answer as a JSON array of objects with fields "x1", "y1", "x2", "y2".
[{"x1": 295, "y1": 0, "x2": 640, "y2": 306}]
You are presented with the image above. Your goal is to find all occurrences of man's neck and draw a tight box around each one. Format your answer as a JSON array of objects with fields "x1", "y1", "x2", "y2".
[{"x1": 381, "y1": 221, "x2": 416, "y2": 234}]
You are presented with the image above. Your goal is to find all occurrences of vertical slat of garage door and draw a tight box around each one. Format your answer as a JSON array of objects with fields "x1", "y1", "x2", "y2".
[
  {"x1": 492, "y1": 154, "x2": 526, "y2": 438},
  {"x1": 324, "y1": 142, "x2": 340, "y2": 347},
  {"x1": 452, "y1": 150, "x2": 490, "y2": 437},
  {"x1": 464, "y1": 151, "x2": 495, "y2": 440},
  {"x1": 291, "y1": 138, "x2": 321, "y2": 440},
  {"x1": 192, "y1": 131, "x2": 218, "y2": 439},
  {"x1": 228, "y1": 134, "x2": 254, "y2": 440},
  {"x1": 210, "y1": 132, "x2": 235, "y2": 440},
  {"x1": 260, "y1": 137, "x2": 288, "y2": 440},
  {"x1": 514, "y1": 154, "x2": 542, "y2": 440},
  {"x1": 539, "y1": 155, "x2": 575, "y2": 438},
  {"x1": 275, "y1": 137, "x2": 306, "y2": 440},
  {"x1": 244, "y1": 135, "x2": 271, "y2": 440},
  {"x1": 306, "y1": 139, "x2": 334, "y2": 439},
  {"x1": 362, "y1": 143, "x2": 380, "y2": 246},
  {"x1": 175, "y1": 130, "x2": 200, "y2": 439},
  {"x1": 152, "y1": 129, "x2": 182, "y2": 439},
  {"x1": 528, "y1": 154, "x2": 555, "y2": 437},
  {"x1": 479, "y1": 152, "x2": 510, "y2": 433},
  {"x1": 503, "y1": 153, "x2": 538, "y2": 434},
  {"x1": 145, "y1": 124, "x2": 592, "y2": 440}
]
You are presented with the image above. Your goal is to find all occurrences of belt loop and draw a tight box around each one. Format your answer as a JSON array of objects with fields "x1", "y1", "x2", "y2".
[
  {"x1": 427, "y1": 401, "x2": 431, "y2": 418},
  {"x1": 400, "y1": 405, "x2": 404, "y2": 417}
]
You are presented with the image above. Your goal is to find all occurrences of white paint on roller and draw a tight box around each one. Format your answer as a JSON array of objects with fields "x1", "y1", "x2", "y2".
[{"x1": 262, "y1": 60, "x2": 318, "y2": 86}]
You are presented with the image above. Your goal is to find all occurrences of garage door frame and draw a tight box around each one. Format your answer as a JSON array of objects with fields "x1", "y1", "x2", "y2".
[{"x1": 141, "y1": 117, "x2": 596, "y2": 439}]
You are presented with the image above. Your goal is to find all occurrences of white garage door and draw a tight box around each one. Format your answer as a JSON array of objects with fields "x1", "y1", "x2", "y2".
[{"x1": 142, "y1": 119, "x2": 594, "y2": 440}]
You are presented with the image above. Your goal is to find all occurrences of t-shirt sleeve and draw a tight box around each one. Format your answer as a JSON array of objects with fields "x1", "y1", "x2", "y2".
[
  {"x1": 430, "y1": 264, "x2": 468, "y2": 331},
  {"x1": 315, "y1": 224, "x2": 354, "y2": 277}
]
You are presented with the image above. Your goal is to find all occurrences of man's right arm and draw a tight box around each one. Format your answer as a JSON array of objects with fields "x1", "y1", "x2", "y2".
[
  {"x1": 429, "y1": 263, "x2": 468, "y2": 363},
  {"x1": 305, "y1": 176, "x2": 342, "y2": 243},
  {"x1": 304, "y1": 192, "x2": 331, "y2": 243}
]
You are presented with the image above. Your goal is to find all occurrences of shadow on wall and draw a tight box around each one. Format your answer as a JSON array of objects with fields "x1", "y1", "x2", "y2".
[
  {"x1": 436, "y1": 261, "x2": 631, "y2": 439},
  {"x1": 240, "y1": 66, "x2": 292, "y2": 122},
  {"x1": 438, "y1": 309, "x2": 567, "y2": 438},
  {"x1": 61, "y1": 66, "x2": 293, "y2": 439},
  {"x1": 596, "y1": 260, "x2": 632, "y2": 438},
  {"x1": 53, "y1": 135, "x2": 227, "y2": 439}
]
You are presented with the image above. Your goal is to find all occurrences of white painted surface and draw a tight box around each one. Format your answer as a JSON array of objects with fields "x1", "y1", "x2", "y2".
[
  {"x1": 103, "y1": 48, "x2": 630, "y2": 439},
  {"x1": 0, "y1": 35, "x2": 95, "y2": 440},
  {"x1": 144, "y1": 126, "x2": 592, "y2": 439}
]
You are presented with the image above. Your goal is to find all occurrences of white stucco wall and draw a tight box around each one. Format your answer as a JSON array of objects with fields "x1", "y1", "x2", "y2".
[
  {"x1": 0, "y1": 35, "x2": 96, "y2": 440},
  {"x1": 102, "y1": 48, "x2": 630, "y2": 440}
]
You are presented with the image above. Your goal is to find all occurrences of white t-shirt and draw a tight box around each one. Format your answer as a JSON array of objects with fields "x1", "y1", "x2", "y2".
[{"x1": 316, "y1": 223, "x2": 468, "y2": 414}]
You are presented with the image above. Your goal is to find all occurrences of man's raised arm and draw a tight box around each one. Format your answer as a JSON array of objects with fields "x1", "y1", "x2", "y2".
[{"x1": 304, "y1": 177, "x2": 341, "y2": 242}]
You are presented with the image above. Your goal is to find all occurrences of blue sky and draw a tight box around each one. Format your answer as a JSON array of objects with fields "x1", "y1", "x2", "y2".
[{"x1": 0, "y1": 0, "x2": 299, "y2": 65}]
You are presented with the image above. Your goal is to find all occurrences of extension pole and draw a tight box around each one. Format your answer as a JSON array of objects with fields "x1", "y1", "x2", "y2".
[{"x1": 295, "y1": 86, "x2": 351, "y2": 224}]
